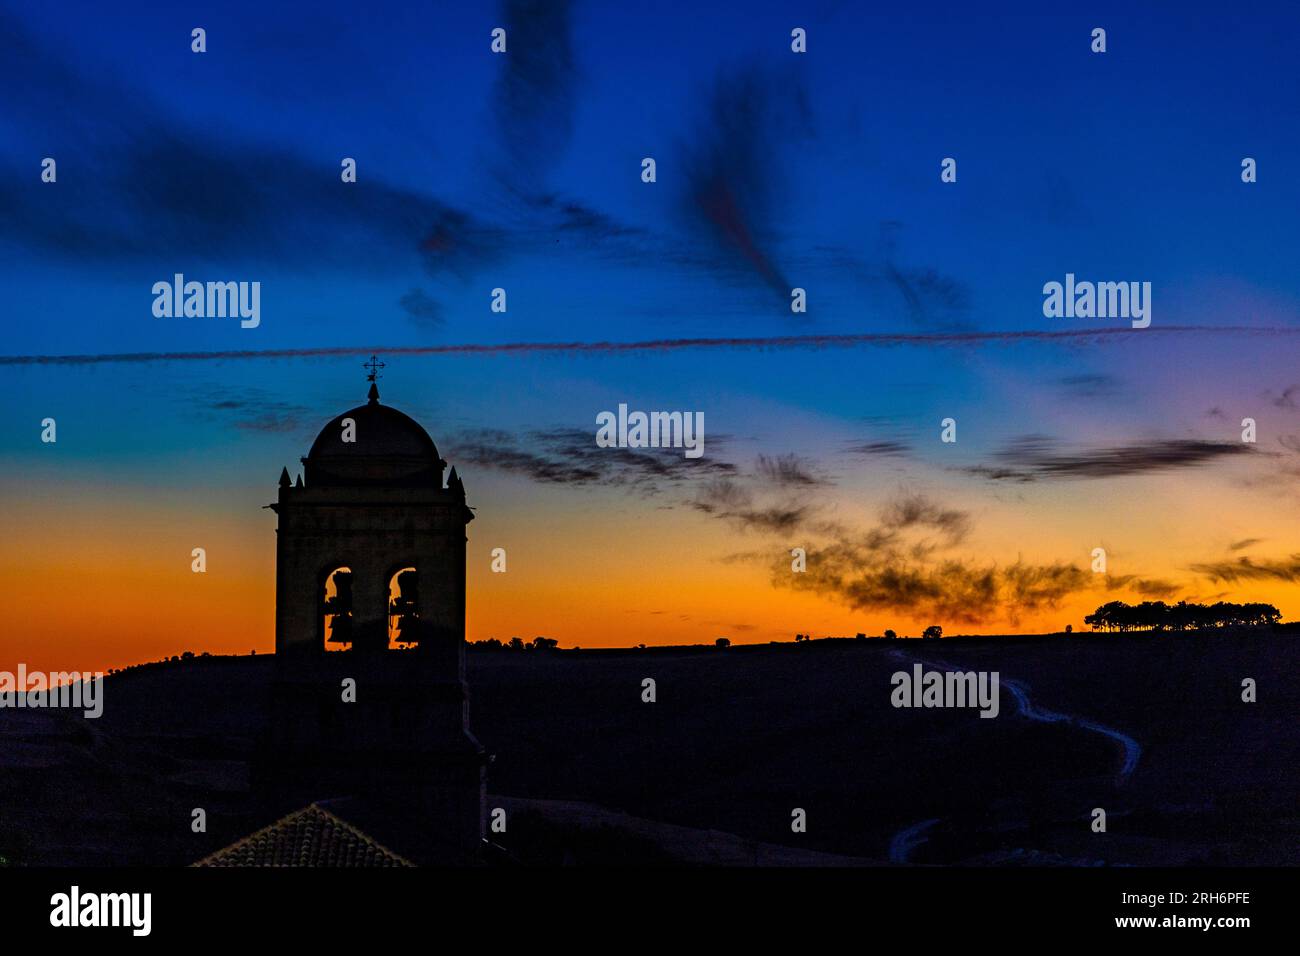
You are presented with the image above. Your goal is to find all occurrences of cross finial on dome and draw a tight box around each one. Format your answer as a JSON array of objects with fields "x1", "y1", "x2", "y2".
[{"x1": 364, "y1": 354, "x2": 385, "y2": 403}]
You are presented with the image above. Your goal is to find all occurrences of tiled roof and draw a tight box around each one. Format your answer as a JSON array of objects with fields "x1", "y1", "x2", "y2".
[{"x1": 193, "y1": 803, "x2": 415, "y2": 867}]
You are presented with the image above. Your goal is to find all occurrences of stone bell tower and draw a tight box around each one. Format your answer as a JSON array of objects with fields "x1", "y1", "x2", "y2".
[{"x1": 258, "y1": 361, "x2": 485, "y2": 859}]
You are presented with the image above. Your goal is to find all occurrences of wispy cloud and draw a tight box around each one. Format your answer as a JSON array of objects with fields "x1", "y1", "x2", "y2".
[
  {"x1": 191, "y1": 390, "x2": 312, "y2": 434},
  {"x1": 772, "y1": 494, "x2": 1092, "y2": 625},
  {"x1": 0, "y1": 13, "x2": 495, "y2": 274},
  {"x1": 754, "y1": 453, "x2": 826, "y2": 487},
  {"x1": 962, "y1": 435, "x2": 1255, "y2": 482},
  {"x1": 1057, "y1": 373, "x2": 1123, "y2": 400},
  {"x1": 691, "y1": 476, "x2": 816, "y2": 534},
  {"x1": 867, "y1": 223, "x2": 972, "y2": 330},
  {"x1": 1190, "y1": 554, "x2": 1300, "y2": 584},
  {"x1": 398, "y1": 289, "x2": 444, "y2": 329},
  {"x1": 705, "y1": 488, "x2": 1209, "y2": 624},
  {"x1": 489, "y1": 0, "x2": 577, "y2": 191},
  {"x1": 1107, "y1": 575, "x2": 1181, "y2": 599},
  {"x1": 1267, "y1": 384, "x2": 1300, "y2": 409},
  {"x1": 447, "y1": 426, "x2": 736, "y2": 495},
  {"x1": 879, "y1": 493, "x2": 970, "y2": 544},
  {"x1": 845, "y1": 439, "x2": 912, "y2": 458},
  {"x1": 678, "y1": 65, "x2": 811, "y2": 299},
  {"x1": 880, "y1": 263, "x2": 970, "y2": 329}
]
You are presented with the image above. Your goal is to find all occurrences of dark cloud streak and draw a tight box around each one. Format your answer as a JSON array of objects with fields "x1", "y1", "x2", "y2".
[
  {"x1": 447, "y1": 426, "x2": 737, "y2": 495},
  {"x1": 1190, "y1": 554, "x2": 1300, "y2": 584},
  {"x1": 490, "y1": 0, "x2": 577, "y2": 188},
  {"x1": 679, "y1": 66, "x2": 811, "y2": 299},
  {"x1": 9, "y1": 326, "x2": 1299, "y2": 366},
  {"x1": 0, "y1": 13, "x2": 497, "y2": 274},
  {"x1": 963, "y1": 435, "x2": 1255, "y2": 481}
]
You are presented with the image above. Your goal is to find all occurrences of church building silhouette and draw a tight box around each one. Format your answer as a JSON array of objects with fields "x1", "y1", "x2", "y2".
[{"x1": 251, "y1": 361, "x2": 487, "y2": 863}]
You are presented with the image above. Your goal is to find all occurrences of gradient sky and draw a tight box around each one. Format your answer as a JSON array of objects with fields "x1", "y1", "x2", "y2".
[{"x1": 3, "y1": 0, "x2": 1300, "y2": 673}]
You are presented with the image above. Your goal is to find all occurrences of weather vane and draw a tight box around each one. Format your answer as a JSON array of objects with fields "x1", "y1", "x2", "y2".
[{"x1": 364, "y1": 354, "x2": 385, "y2": 383}]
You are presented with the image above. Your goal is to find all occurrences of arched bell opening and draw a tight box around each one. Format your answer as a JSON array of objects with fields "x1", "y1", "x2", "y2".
[
  {"x1": 387, "y1": 567, "x2": 420, "y2": 650},
  {"x1": 321, "y1": 566, "x2": 354, "y2": 652}
]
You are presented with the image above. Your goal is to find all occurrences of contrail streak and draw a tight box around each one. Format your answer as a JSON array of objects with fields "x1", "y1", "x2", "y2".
[{"x1": 2, "y1": 325, "x2": 1297, "y2": 366}]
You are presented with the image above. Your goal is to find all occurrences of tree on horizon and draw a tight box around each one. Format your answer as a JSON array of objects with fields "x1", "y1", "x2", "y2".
[{"x1": 1085, "y1": 599, "x2": 1280, "y2": 632}]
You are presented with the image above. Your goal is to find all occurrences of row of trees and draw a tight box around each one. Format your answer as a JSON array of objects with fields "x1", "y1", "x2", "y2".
[
  {"x1": 471, "y1": 636, "x2": 561, "y2": 651},
  {"x1": 1084, "y1": 600, "x2": 1281, "y2": 632}
]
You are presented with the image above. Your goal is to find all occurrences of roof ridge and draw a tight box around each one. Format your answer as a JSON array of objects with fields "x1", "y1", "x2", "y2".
[{"x1": 192, "y1": 802, "x2": 416, "y2": 867}]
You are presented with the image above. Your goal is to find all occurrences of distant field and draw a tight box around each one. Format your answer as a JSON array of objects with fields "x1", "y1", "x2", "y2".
[
  {"x1": 0, "y1": 633, "x2": 1295, "y2": 865},
  {"x1": 470, "y1": 633, "x2": 1300, "y2": 865}
]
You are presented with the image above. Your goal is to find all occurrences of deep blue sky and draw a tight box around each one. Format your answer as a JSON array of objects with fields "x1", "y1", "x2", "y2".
[
  {"x1": 4, "y1": 0, "x2": 1298, "y2": 355},
  {"x1": 5, "y1": 0, "x2": 1300, "y2": 466},
  {"x1": 4, "y1": 0, "x2": 1298, "y2": 457}
]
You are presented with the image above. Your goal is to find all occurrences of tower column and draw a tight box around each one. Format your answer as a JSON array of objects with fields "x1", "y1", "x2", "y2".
[{"x1": 258, "y1": 371, "x2": 485, "y2": 860}]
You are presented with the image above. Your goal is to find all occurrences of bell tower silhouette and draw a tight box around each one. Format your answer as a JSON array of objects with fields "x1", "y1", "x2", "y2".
[{"x1": 257, "y1": 360, "x2": 485, "y2": 858}]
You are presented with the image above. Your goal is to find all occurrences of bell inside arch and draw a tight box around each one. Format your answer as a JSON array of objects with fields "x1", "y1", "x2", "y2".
[
  {"x1": 323, "y1": 569, "x2": 354, "y2": 647},
  {"x1": 388, "y1": 568, "x2": 420, "y2": 647}
]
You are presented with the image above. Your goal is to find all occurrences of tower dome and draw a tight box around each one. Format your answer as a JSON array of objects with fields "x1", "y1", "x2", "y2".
[{"x1": 304, "y1": 383, "x2": 447, "y2": 487}]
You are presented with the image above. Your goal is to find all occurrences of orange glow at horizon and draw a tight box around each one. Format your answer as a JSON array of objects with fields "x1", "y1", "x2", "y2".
[{"x1": 5, "y1": 461, "x2": 1298, "y2": 675}]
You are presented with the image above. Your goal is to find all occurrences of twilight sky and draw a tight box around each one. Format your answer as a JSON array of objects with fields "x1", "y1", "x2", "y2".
[{"x1": 3, "y1": 0, "x2": 1300, "y2": 673}]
